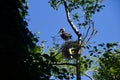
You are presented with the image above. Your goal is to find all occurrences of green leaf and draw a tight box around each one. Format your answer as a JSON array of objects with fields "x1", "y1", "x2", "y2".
[
  {"x1": 62, "y1": 68, "x2": 68, "y2": 73},
  {"x1": 98, "y1": 52, "x2": 102, "y2": 54},
  {"x1": 42, "y1": 54, "x2": 50, "y2": 59},
  {"x1": 50, "y1": 51, "x2": 55, "y2": 56},
  {"x1": 114, "y1": 49, "x2": 120, "y2": 53},
  {"x1": 98, "y1": 43, "x2": 104, "y2": 47},
  {"x1": 52, "y1": 66, "x2": 59, "y2": 73},
  {"x1": 50, "y1": 56, "x2": 57, "y2": 62},
  {"x1": 84, "y1": 63, "x2": 88, "y2": 69},
  {"x1": 94, "y1": 46, "x2": 98, "y2": 52},
  {"x1": 83, "y1": 56, "x2": 87, "y2": 58},
  {"x1": 58, "y1": 75, "x2": 63, "y2": 79},
  {"x1": 89, "y1": 0, "x2": 93, "y2": 3},
  {"x1": 110, "y1": 67, "x2": 116, "y2": 73},
  {"x1": 89, "y1": 50, "x2": 95, "y2": 53},
  {"x1": 90, "y1": 53, "x2": 93, "y2": 56},
  {"x1": 106, "y1": 43, "x2": 114, "y2": 48}
]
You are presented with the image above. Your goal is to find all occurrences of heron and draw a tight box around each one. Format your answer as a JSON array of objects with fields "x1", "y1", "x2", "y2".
[{"x1": 58, "y1": 28, "x2": 72, "y2": 41}]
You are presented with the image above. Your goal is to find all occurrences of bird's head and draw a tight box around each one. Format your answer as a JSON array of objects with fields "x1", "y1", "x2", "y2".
[{"x1": 58, "y1": 28, "x2": 65, "y2": 34}]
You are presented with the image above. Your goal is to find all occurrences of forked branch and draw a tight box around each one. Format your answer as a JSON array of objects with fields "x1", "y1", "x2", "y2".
[
  {"x1": 63, "y1": 0, "x2": 81, "y2": 38},
  {"x1": 83, "y1": 20, "x2": 96, "y2": 44}
]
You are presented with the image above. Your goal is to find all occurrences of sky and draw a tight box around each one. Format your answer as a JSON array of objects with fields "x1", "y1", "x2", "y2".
[{"x1": 27, "y1": 0, "x2": 120, "y2": 80}]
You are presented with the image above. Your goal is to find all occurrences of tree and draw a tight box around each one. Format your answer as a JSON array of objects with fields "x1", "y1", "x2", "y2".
[
  {"x1": 0, "y1": 0, "x2": 71, "y2": 79},
  {"x1": 0, "y1": 0, "x2": 38, "y2": 79},
  {"x1": 49, "y1": 0, "x2": 105, "y2": 80}
]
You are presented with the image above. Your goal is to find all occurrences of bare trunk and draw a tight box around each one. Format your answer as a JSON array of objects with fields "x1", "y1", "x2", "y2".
[{"x1": 76, "y1": 57, "x2": 81, "y2": 80}]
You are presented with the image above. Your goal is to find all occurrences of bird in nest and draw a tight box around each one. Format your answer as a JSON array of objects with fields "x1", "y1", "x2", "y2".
[{"x1": 58, "y1": 28, "x2": 72, "y2": 41}]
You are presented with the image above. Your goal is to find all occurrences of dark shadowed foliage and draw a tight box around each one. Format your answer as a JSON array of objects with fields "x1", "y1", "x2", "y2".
[
  {"x1": 0, "y1": 1, "x2": 69, "y2": 80},
  {"x1": 0, "y1": 0, "x2": 37, "y2": 79}
]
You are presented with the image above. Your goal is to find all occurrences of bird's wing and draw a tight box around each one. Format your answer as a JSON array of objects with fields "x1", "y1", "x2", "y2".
[{"x1": 65, "y1": 32, "x2": 72, "y2": 37}]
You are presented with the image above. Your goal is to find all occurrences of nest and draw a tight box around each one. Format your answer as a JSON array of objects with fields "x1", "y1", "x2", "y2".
[{"x1": 59, "y1": 41, "x2": 82, "y2": 59}]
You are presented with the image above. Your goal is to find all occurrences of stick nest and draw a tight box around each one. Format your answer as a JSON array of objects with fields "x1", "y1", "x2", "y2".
[{"x1": 60, "y1": 41, "x2": 82, "y2": 59}]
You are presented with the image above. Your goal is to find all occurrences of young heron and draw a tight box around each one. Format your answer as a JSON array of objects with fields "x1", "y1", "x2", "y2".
[{"x1": 58, "y1": 28, "x2": 72, "y2": 41}]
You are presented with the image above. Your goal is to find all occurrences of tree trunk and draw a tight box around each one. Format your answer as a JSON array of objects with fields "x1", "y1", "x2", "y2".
[{"x1": 76, "y1": 58, "x2": 81, "y2": 80}]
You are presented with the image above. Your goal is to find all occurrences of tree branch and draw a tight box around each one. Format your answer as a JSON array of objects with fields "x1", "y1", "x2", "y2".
[
  {"x1": 63, "y1": 0, "x2": 81, "y2": 38},
  {"x1": 86, "y1": 21, "x2": 95, "y2": 43},
  {"x1": 50, "y1": 62, "x2": 76, "y2": 66},
  {"x1": 63, "y1": 1, "x2": 82, "y2": 80},
  {"x1": 84, "y1": 73, "x2": 94, "y2": 80},
  {"x1": 83, "y1": 19, "x2": 95, "y2": 44},
  {"x1": 83, "y1": 19, "x2": 91, "y2": 41}
]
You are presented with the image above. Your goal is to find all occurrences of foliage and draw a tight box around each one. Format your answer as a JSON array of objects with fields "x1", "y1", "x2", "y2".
[
  {"x1": 49, "y1": 0, "x2": 105, "y2": 34},
  {"x1": 0, "y1": 0, "x2": 38, "y2": 79},
  {"x1": 0, "y1": 0, "x2": 70, "y2": 79},
  {"x1": 26, "y1": 43, "x2": 74, "y2": 79},
  {"x1": 91, "y1": 43, "x2": 120, "y2": 80}
]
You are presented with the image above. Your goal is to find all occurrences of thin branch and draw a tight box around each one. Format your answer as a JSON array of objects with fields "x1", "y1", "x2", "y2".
[
  {"x1": 83, "y1": 19, "x2": 91, "y2": 42},
  {"x1": 50, "y1": 62, "x2": 76, "y2": 66},
  {"x1": 84, "y1": 73, "x2": 94, "y2": 80},
  {"x1": 86, "y1": 21, "x2": 95, "y2": 43}
]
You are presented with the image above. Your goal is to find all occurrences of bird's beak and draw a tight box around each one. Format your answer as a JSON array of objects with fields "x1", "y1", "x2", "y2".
[{"x1": 58, "y1": 30, "x2": 60, "y2": 34}]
